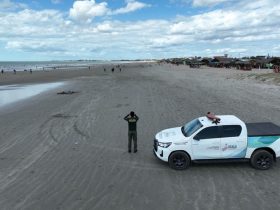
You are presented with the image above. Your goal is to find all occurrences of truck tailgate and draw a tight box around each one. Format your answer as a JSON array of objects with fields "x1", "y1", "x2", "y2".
[{"x1": 246, "y1": 122, "x2": 280, "y2": 137}]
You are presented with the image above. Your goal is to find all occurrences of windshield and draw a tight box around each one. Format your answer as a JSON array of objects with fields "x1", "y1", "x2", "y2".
[{"x1": 182, "y1": 119, "x2": 203, "y2": 137}]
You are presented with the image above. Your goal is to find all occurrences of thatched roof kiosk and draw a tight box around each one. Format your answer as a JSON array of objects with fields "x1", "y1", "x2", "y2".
[
  {"x1": 250, "y1": 57, "x2": 273, "y2": 68},
  {"x1": 271, "y1": 57, "x2": 280, "y2": 66},
  {"x1": 211, "y1": 56, "x2": 235, "y2": 68},
  {"x1": 201, "y1": 58, "x2": 212, "y2": 65},
  {"x1": 189, "y1": 59, "x2": 203, "y2": 68},
  {"x1": 236, "y1": 61, "x2": 252, "y2": 71}
]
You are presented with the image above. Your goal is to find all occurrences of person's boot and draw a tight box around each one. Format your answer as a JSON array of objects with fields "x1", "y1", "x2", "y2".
[
  {"x1": 128, "y1": 149, "x2": 131, "y2": 153},
  {"x1": 134, "y1": 149, "x2": 137, "y2": 153}
]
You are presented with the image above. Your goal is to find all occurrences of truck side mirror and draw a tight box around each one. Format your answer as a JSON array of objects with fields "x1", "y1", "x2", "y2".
[{"x1": 193, "y1": 135, "x2": 200, "y2": 141}]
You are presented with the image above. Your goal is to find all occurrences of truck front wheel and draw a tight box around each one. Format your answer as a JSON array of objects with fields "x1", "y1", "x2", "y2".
[
  {"x1": 169, "y1": 151, "x2": 190, "y2": 170},
  {"x1": 250, "y1": 150, "x2": 273, "y2": 170}
]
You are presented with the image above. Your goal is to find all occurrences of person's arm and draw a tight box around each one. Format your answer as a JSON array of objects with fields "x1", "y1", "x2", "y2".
[
  {"x1": 124, "y1": 114, "x2": 130, "y2": 121},
  {"x1": 135, "y1": 115, "x2": 139, "y2": 121}
]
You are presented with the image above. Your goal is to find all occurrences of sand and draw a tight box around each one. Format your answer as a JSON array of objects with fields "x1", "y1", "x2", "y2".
[{"x1": 0, "y1": 63, "x2": 280, "y2": 210}]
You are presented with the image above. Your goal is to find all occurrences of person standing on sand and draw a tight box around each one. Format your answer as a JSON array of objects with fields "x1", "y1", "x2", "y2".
[
  {"x1": 1, "y1": 69, "x2": 3, "y2": 74},
  {"x1": 124, "y1": 111, "x2": 139, "y2": 153}
]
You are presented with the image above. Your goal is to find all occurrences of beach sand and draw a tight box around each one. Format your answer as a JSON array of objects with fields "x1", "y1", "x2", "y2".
[{"x1": 0, "y1": 63, "x2": 280, "y2": 210}]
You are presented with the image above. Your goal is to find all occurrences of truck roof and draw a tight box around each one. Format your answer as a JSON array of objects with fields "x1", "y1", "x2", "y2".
[{"x1": 198, "y1": 115, "x2": 244, "y2": 127}]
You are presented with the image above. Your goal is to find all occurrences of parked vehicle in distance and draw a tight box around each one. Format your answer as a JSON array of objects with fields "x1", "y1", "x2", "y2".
[{"x1": 153, "y1": 113, "x2": 280, "y2": 170}]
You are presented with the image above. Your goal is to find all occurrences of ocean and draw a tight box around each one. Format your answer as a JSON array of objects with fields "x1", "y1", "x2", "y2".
[{"x1": 0, "y1": 60, "x2": 125, "y2": 72}]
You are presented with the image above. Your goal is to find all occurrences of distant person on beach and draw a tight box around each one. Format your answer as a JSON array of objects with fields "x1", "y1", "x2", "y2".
[
  {"x1": 124, "y1": 111, "x2": 139, "y2": 153},
  {"x1": 112, "y1": 67, "x2": 114, "y2": 72},
  {"x1": 13, "y1": 69, "x2": 16, "y2": 74},
  {"x1": 104, "y1": 68, "x2": 106, "y2": 72},
  {"x1": 30, "y1": 69, "x2": 32, "y2": 74},
  {"x1": 1, "y1": 69, "x2": 3, "y2": 74}
]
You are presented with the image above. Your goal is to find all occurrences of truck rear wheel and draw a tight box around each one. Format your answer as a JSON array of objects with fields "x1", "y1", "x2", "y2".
[
  {"x1": 250, "y1": 150, "x2": 273, "y2": 170},
  {"x1": 169, "y1": 151, "x2": 190, "y2": 170}
]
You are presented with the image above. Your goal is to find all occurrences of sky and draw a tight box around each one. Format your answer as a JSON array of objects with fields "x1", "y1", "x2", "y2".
[{"x1": 0, "y1": 0, "x2": 279, "y2": 61}]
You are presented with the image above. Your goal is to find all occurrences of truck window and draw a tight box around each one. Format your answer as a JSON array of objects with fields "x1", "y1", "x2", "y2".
[
  {"x1": 194, "y1": 126, "x2": 219, "y2": 140},
  {"x1": 183, "y1": 119, "x2": 203, "y2": 137},
  {"x1": 221, "y1": 125, "x2": 242, "y2": 138}
]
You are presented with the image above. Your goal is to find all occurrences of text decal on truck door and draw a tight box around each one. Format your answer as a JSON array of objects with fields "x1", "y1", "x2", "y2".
[{"x1": 222, "y1": 144, "x2": 237, "y2": 151}]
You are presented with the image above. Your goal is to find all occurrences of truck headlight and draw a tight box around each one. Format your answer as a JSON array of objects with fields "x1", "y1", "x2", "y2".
[{"x1": 158, "y1": 142, "x2": 172, "y2": 148}]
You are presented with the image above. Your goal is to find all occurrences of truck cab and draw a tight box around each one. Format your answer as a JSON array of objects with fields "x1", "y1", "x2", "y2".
[{"x1": 154, "y1": 114, "x2": 280, "y2": 170}]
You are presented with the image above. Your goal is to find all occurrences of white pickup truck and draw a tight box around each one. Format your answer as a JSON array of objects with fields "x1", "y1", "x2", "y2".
[{"x1": 153, "y1": 114, "x2": 280, "y2": 170}]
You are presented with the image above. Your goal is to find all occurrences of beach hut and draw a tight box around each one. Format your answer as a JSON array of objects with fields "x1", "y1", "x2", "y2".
[
  {"x1": 271, "y1": 57, "x2": 280, "y2": 66},
  {"x1": 250, "y1": 56, "x2": 273, "y2": 69},
  {"x1": 183, "y1": 58, "x2": 191, "y2": 65},
  {"x1": 188, "y1": 58, "x2": 203, "y2": 68},
  {"x1": 271, "y1": 57, "x2": 280, "y2": 73},
  {"x1": 211, "y1": 56, "x2": 235, "y2": 68},
  {"x1": 236, "y1": 60, "x2": 252, "y2": 71},
  {"x1": 201, "y1": 58, "x2": 212, "y2": 66}
]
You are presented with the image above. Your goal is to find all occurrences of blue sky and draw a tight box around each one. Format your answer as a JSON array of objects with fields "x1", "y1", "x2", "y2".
[{"x1": 0, "y1": 0, "x2": 279, "y2": 61}]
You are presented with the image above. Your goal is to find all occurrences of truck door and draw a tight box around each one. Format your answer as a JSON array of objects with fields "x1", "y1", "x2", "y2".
[
  {"x1": 192, "y1": 126, "x2": 221, "y2": 159},
  {"x1": 220, "y1": 125, "x2": 247, "y2": 158}
]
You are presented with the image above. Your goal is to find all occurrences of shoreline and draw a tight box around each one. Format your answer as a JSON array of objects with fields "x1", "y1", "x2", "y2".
[
  {"x1": 0, "y1": 62, "x2": 279, "y2": 86},
  {"x1": 0, "y1": 62, "x2": 157, "y2": 86}
]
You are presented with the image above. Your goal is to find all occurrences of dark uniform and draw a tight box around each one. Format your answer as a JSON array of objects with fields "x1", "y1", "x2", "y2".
[{"x1": 124, "y1": 112, "x2": 139, "y2": 153}]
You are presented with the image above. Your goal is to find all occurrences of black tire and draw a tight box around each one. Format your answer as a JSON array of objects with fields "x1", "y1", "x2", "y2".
[
  {"x1": 250, "y1": 150, "x2": 273, "y2": 170},
  {"x1": 169, "y1": 151, "x2": 190, "y2": 170}
]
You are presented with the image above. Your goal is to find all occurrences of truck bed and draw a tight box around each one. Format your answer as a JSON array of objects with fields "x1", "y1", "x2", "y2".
[{"x1": 246, "y1": 122, "x2": 280, "y2": 137}]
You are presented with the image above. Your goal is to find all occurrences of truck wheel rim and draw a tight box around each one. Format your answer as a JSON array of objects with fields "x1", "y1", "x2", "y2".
[
  {"x1": 173, "y1": 155, "x2": 186, "y2": 168},
  {"x1": 256, "y1": 155, "x2": 271, "y2": 169}
]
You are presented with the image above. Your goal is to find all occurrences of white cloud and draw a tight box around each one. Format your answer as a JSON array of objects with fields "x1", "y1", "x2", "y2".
[
  {"x1": 169, "y1": 0, "x2": 280, "y2": 46},
  {"x1": 112, "y1": 0, "x2": 150, "y2": 15},
  {"x1": 95, "y1": 22, "x2": 113, "y2": 33},
  {"x1": 0, "y1": 9, "x2": 67, "y2": 37},
  {"x1": 273, "y1": 45, "x2": 280, "y2": 51},
  {"x1": 6, "y1": 40, "x2": 65, "y2": 52},
  {"x1": 0, "y1": 0, "x2": 280, "y2": 60},
  {"x1": 69, "y1": 0, "x2": 109, "y2": 22},
  {"x1": 204, "y1": 48, "x2": 248, "y2": 56},
  {"x1": 69, "y1": 0, "x2": 150, "y2": 22},
  {"x1": 216, "y1": 48, "x2": 247, "y2": 53},
  {"x1": 170, "y1": 9, "x2": 242, "y2": 34},
  {"x1": 150, "y1": 35, "x2": 187, "y2": 48},
  {"x1": 239, "y1": 0, "x2": 273, "y2": 10},
  {"x1": 0, "y1": 0, "x2": 27, "y2": 10},
  {"x1": 192, "y1": 0, "x2": 227, "y2": 7},
  {"x1": 170, "y1": 0, "x2": 233, "y2": 7},
  {"x1": 51, "y1": 0, "x2": 63, "y2": 4}
]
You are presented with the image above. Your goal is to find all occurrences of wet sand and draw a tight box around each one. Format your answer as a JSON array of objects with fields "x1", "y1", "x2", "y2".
[{"x1": 0, "y1": 63, "x2": 280, "y2": 210}]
